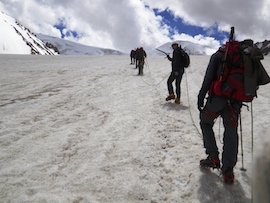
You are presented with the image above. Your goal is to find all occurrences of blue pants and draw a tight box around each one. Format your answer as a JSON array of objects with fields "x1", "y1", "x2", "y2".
[{"x1": 200, "y1": 95, "x2": 242, "y2": 171}]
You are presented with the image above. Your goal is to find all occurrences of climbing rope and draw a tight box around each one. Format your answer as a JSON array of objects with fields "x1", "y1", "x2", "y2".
[
  {"x1": 139, "y1": 58, "x2": 170, "y2": 86},
  {"x1": 140, "y1": 58, "x2": 203, "y2": 137},
  {"x1": 184, "y1": 70, "x2": 202, "y2": 137},
  {"x1": 139, "y1": 58, "x2": 203, "y2": 138}
]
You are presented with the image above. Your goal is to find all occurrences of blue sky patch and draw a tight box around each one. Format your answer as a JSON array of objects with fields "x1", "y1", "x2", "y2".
[
  {"x1": 54, "y1": 19, "x2": 78, "y2": 39},
  {"x1": 154, "y1": 9, "x2": 229, "y2": 43}
]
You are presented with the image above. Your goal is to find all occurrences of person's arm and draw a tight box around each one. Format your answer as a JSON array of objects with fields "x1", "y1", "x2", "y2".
[
  {"x1": 198, "y1": 51, "x2": 222, "y2": 110},
  {"x1": 167, "y1": 54, "x2": 172, "y2": 61}
]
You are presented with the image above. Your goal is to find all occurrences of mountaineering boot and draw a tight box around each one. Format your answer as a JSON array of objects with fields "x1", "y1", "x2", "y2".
[
  {"x1": 223, "y1": 168, "x2": 234, "y2": 184},
  {"x1": 200, "y1": 156, "x2": 220, "y2": 169},
  {"x1": 166, "y1": 94, "x2": 175, "y2": 101},
  {"x1": 175, "y1": 98, "x2": 180, "y2": 104}
]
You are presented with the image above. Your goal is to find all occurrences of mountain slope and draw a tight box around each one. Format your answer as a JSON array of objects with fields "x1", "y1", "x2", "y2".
[
  {"x1": 256, "y1": 40, "x2": 270, "y2": 56},
  {"x1": 0, "y1": 11, "x2": 58, "y2": 55},
  {"x1": 37, "y1": 34, "x2": 124, "y2": 55},
  {"x1": 153, "y1": 40, "x2": 217, "y2": 55},
  {"x1": 153, "y1": 40, "x2": 270, "y2": 56}
]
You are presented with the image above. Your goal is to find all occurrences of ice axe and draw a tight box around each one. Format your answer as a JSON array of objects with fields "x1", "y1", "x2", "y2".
[{"x1": 156, "y1": 48, "x2": 170, "y2": 59}]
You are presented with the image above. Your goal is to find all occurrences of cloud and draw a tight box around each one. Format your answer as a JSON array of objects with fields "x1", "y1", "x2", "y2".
[
  {"x1": 144, "y1": 0, "x2": 270, "y2": 42},
  {"x1": 0, "y1": 0, "x2": 269, "y2": 53}
]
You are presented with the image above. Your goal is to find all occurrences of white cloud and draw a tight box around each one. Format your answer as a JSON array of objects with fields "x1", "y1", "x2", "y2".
[
  {"x1": 0, "y1": 0, "x2": 269, "y2": 53},
  {"x1": 144, "y1": 0, "x2": 270, "y2": 42},
  {"x1": 171, "y1": 32, "x2": 220, "y2": 52}
]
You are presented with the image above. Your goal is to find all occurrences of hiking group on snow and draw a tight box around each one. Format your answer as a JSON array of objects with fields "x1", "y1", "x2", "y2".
[
  {"x1": 130, "y1": 47, "x2": 147, "y2": 75},
  {"x1": 130, "y1": 27, "x2": 270, "y2": 185}
]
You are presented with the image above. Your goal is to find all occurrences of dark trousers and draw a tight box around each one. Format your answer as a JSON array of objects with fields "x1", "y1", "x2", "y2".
[
  {"x1": 138, "y1": 60, "x2": 144, "y2": 75},
  {"x1": 200, "y1": 95, "x2": 241, "y2": 171},
  {"x1": 167, "y1": 72, "x2": 183, "y2": 98}
]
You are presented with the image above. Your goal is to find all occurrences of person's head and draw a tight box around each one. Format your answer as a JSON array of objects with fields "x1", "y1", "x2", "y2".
[{"x1": 171, "y1": 43, "x2": 178, "y2": 50}]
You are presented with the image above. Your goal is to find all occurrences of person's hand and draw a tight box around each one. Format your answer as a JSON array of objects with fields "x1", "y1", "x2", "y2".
[
  {"x1": 166, "y1": 54, "x2": 170, "y2": 60},
  {"x1": 197, "y1": 94, "x2": 204, "y2": 111},
  {"x1": 174, "y1": 72, "x2": 179, "y2": 76}
]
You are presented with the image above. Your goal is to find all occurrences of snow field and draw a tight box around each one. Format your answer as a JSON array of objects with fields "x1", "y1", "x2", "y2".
[{"x1": 0, "y1": 55, "x2": 270, "y2": 202}]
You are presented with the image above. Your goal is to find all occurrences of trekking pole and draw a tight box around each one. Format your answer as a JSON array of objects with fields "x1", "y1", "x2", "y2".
[
  {"x1": 251, "y1": 101, "x2": 254, "y2": 203},
  {"x1": 250, "y1": 101, "x2": 254, "y2": 164},
  {"x1": 239, "y1": 111, "x2": 247, "y2": 171}
]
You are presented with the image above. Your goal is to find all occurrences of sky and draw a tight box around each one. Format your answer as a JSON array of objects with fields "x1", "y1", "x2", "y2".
[
  {"x1": 1, "y1": 54, "x2": 270, "y2": 202},
  {"x1": 0, "y1": 0, "x2": 270, "y2": 53}
]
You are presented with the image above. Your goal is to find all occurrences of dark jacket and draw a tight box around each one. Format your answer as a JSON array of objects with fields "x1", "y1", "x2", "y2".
[
  {"x1": 136, "y1": 48, "x2": 147, "y2": 62},
  {"x1": 130, "y1": 50, "x2": 135, "y2": 58},
  {"x1": 167, "y1": 47, "x2": 185, "y2": 73},
  {"x1": 198, "y1": 50, "x2": 223, "y2": 100}
]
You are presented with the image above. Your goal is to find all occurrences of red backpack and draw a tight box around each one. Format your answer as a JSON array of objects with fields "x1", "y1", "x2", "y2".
[{"x1": 209, "y1": 40, "x2": 254, "y2": 102}]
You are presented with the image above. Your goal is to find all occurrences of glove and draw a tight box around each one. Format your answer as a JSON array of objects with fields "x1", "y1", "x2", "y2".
[
  {"x1": 166, "y1": 54, "x2": 170, "y2": 60},
  {"x1": 174, "y1": 72, "x2": 179, "y2": 76},
  {"x1": 197, "y1": 94, "x2": 204, "y2": 111}
]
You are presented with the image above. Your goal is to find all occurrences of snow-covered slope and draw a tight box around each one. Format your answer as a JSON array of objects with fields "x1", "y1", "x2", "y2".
[
  {"x1": 150, "y1": 40, "x2": 217, "y2": 56},
  {"x1": 37, "y1": 34, "x2": 124, "y2": 55},
  {"x1": 256, "y1": 40, "x2": 270, "y2": 56},
  {"x1": 0, "y1": 54, "x2": 270, "y2": 202},
  {"x1": 38, "y1": 34, "x2": 213, "y2": 56},
  {"x1": 0, "y1": 11, "x2": 58, "y2": 55}
]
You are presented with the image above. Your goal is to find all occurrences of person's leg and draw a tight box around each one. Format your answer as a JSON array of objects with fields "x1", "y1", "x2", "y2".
[
  {"x1": 138, "y1": 62, "x2": 141, "y2": 75},
  {"x1": 221, "y1": 101, "x2": 241, "y2": 171},
  {"x1": 175, "y1": 74, "x2": 183, "y2": 99},
  {"x1": 167, "y1": 73, "x2": 175, "y2": 95},
  {"x1": 220, "y1": 101, "x2": 241, "y2": 183},
  {"x1": 200, "y1": 109, "x2": 219, "y2": 158},
  {"x1": 200, "y1": 96, "x2": 228, "y2": 158},
  {"x1": 141, "y1": 60, "x2": 144, "y2": 75}
]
